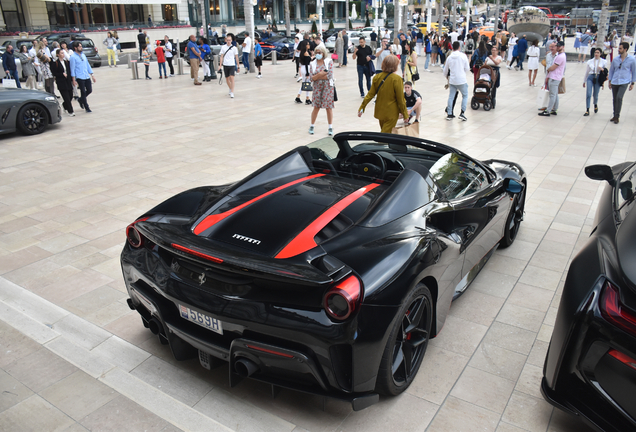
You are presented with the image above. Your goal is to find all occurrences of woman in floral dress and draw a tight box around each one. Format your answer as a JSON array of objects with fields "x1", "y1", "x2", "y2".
[{"x1": 308, "y1": 45, "x2": 335, "y2": 136}]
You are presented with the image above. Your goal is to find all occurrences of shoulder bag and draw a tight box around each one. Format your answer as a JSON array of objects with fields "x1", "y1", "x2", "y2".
[
  {"x1": 409, "y1": 63, "x2": 420, "y2": 81},
  {"x1": 558, "y1": 77, "x2": 566, "y2": 94}
]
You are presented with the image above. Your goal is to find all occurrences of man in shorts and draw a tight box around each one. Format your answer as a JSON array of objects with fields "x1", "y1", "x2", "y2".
[
  {"x1": 219, "y1": 35, "x2": 240, "y2": 98},
  {"x1": 402, "y1": 81, "x2": 422, "y2": 122}
]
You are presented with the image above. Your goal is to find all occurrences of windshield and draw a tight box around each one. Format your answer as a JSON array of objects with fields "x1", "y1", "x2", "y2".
[
  {"x1": 617, "y1": 164, "x2": 636, "y2": 221},
  {"x1": 307, "y1": 137, "x2": 340, "y2": 160},
  {"x1": 429, "y1": 153, "x2": 489, "y2": 200}
]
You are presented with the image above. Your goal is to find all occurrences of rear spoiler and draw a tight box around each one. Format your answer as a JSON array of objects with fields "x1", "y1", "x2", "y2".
[{"x1": 137, "y1": 221, "x2": 334, "y2": 286}]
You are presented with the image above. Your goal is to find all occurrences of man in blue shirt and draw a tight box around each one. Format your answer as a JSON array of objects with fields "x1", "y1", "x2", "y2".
[
  {"x1": 187, "y1": 35, "x2": 202, "y2": 85},
  {"x1": 515, "y1": 34, "x2": 528, "y2": 71},
  {"x1": 2, "y1": 45, "x2": 21, "y2": 88},
  {"x1": 70, "y1": 41, "x2": 96, "y2": 113},
  {"x1": 608, "y1": 42, "x2": 636, "y2": 124}
]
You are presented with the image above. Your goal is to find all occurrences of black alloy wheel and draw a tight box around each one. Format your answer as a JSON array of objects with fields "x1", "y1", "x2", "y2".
[
  {"x1": 500, "y1": 187, "x2": 525, "y2": 248},
  {"x1": 376, "y1": 284, "x2": 432, "y2": 395},
  {"x1": 17, "y1": 103, "x2": 49, "y2": 135}
]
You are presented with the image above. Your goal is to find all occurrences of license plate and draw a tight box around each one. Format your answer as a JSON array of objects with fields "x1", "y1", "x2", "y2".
[{"x1": 179, "y1": 304, "x2": 223, "y2": 335}]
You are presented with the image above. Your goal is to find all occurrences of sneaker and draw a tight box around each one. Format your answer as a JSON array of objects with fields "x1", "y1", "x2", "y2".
[
  {"x1": 295, "y1": 97, "x2": 302, "y2": 104},
  {"x1": 458, "y1": 112, "x2": 467, "y2": 121},
  {"x1": 296, "y1": 76, "x2": 302, "y2": 82},
  {"x1": 308, "y1": 125, "x2": 314, "y2": 135},
  {"x1": 514, "y1": 66, "x2": 519, "y2": 70},
  {"x1": 146, "y1": 76, "x2": 152, "y2": 80},
  {"x1": 68, "y1": 112, "x2": 75, "y2": 117},
  {"x1": 538, "y1": 111, "x2": 550, "y2": 117},
  {"x1": 594, "y1": 104, "x2": 598, "y2": 113},
  {"x1": 550, "y1": 110, "x2": 557, "y2": 116},
  {"x1": 446, "y1": 114, "x2": 454, "y2": 121},
  {"x1": 170, "y1": 74, "x2": 175, "y2": 77},
  {"x1": 257, "y1": 74, "x2": 262, "y2": 79},
  {"x1": 294, "y1": 73, "x2": 299, "y2": 78},
  {"x1": 328, "y1": 127, "x2": 334, "y2": 136},
  {"x1": 230, "y1": 92, "x2": 234, "y2": 98},
  {"x1": 85, "y1": 108, "x2": 92, "y2": 113},
  {"x1": 361, "y1": 94, "x2": 365, "y2": 98},
  {"x1": 244, "y1": 70, "x2": 248, "y2": 74},
  {"x1": 305, "y1": 99, "x2": 312, "y2": 105},
  {"x1": 507, "y1": 65, "x2": 511, "y2": 70}
]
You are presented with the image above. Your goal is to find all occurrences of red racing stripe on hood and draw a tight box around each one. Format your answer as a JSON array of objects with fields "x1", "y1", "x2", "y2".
[
  {"x1": 193, "y1": 174, "x2": 325, "y2": 235},
  {"x1": 275, "y1": 183, "x2": 380, "y2": 259}
]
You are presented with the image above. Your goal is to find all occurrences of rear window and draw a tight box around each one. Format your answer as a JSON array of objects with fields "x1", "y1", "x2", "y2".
[{"x1": 75, "y1": 39, "x2": 95, "y2": 48}]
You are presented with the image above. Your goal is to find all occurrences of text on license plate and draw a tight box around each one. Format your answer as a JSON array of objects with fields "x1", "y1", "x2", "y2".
[{"x1": 179, "y1": 304, "x2": 223, "y2": 335}]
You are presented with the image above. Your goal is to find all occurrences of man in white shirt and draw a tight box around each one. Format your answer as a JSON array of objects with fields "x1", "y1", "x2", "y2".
[
  {"x1": 443, "y1": 41, "x2": 470, "y2": 121},
  {"x1": 219, "y1": 35, "x2": 240, "y2": 97},
  {"x1": 449, "y1": 29, "x2": 459, "y2": 44},
  {"x1": 242, "y1": 34, "x2": 252, "y2": 74}
]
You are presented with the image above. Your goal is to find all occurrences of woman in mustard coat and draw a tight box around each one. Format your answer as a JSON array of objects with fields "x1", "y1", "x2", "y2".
[{"x1": 358, "y1": 55, "x2": 409, "y2": 133}]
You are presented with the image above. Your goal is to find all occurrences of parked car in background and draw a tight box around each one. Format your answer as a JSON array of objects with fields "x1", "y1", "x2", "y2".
[
  {"x1": 325, "y1": 31, "x2": 367, "y2": 53},
  {"x1": 36, "y1": 32, "x2": 85, "y2": 44},
  {"x1": 478, "y1": 26, "x2": 509, "y2": 39},
  {"x1": 0, "y1": 38, "x2": 37, "y2": 55},
  {"x1": 542, "y1": 162, "x2": 636, "y2": 432},
  {"x1": 259, "y1": 36, "x2": 294, "y2": 59},
  {"x1": 0, "y1": 88, "x2": 61, "y2": 135}
]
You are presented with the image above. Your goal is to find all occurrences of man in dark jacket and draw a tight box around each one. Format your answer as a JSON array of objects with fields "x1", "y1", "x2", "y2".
[
  {"x1": 51, "y1": 49, "x2": 74, "y2": 116},
  {"x1": 515, "y1": 34, "x2": 528, "y2": 70},
  {"x1": 342, "y1": 31, "x2": 349, "y2": 66},
  {"x1": 137, "y1": 30, "x2": 146, "y2": 58},
  {"x1": 2, "y1": 45, "x2": 21, "y2": 88}
]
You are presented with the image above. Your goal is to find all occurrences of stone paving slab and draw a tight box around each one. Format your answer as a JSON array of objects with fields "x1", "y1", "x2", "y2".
[{"x1": 1, "y1": 46, "x2": 634, "y2": 431}]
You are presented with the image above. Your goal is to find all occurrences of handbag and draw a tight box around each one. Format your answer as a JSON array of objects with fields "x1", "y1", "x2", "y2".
[
  {"x1": 331, "y1": 53, "x2": 338, "y2": 60},
  {"x1": 558, "y1": 77, "x2": 566, "y2": 94},
  {"x1": 409, "y1": 64, "x2": 420, "y2": 82},
  {"x1": 301, "y1": 81, "x2": 313, "y2": 92},
  {"x1": 368, "y1": 60, "x2": 376, "y2": 75},
  {"x1": 2, "y1": 78, "x2": 17, "y2": 89},
  {"x1": 537, "y1": 87, "x2": 550, "y2": 108},
  {"x1": 333, "y1": 86, "x2": 338, "y2": 102}
]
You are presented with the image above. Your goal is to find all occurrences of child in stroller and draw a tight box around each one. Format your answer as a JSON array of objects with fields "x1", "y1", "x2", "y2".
[{"x1": 471, "y1": 64, "x2": 498, "y2": 111}]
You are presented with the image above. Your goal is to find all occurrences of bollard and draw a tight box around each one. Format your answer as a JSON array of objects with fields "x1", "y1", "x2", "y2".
[
  {"x1": 209, "y1": 55, "x2": 217, "y2": 80},
  {"x1": 271, "y1": 50, "x2": 277, "y2": 65},
  {"x1": 177, "y1": 58, "x2": 184, "y2": 75},
  {"x1": 130, "y1": 60, "x2": 139, "y2": 79},
  {"x1": 126, "y1": 54, "x2": 131, "y2": 68}
]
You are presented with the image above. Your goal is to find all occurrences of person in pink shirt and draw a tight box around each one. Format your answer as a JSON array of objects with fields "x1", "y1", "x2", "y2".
[{"x1": 539, "y1": 41, "x2": 566, "y2": 117}]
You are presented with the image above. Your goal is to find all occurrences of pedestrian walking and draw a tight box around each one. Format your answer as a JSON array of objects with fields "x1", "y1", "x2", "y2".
[
  {"x1": 390, "y1": 37, "x2": 402, "y2": 58},
  {"x1": 424, "y1": 33, "x2": 432, "y2": 71},
  {"x1": 293, "y1": 36, "x2": 301, "y2": 76},
  {"x1": 353, "y1": 37, "x2": 373, "y2": 97},
  {"x1": 431, "y1": 34, "x2": 439, "y2": 67},
  {"x1": 538, "y1": 41, "x2": 566, "y2": 117},
  {"x1": 137, "y1": 30, "x2": 145, "y2": 59},
  {"x1": 485, "y1": 46, "x2": 502, "y2": 105},
  {"x1": 295, "y1": 42, "x2": 312, "y2": 104},
  {"x1": 608, "y1": 42, "x2": 636, "y2": 124},
  {"x1": 142, "y1": 44, "x2": 152, "y2": 79},
  {"x1": 375, "y1": 38, "x2": 391, "y2": 73},
  {"x1": 470, "y1": 39, "x2": 488, "y2": 82},
  {"x1": 2, "y1": 45, "x2": 21, "y2": 88},
  {"x1": 254, "y1": 38, "x2": 263, "y2": 78},
  {"x1": 187, "y1": 35, "x2": 203, "y2": 86},
  {"x1": 103, "y1": 32, "x2": 117, "y2": 67},
  {"x1": 515, "y1": 34, "x2": 528, "y2": 70},
  {"x1": 342, "y1": 31, "x2": 349, "y2": 66},
  {"x1": 155, "y1": 42, "x2": 167, "y2": 78},
  {"x1": 219, "y1": 35, "x2": 240, "y2": 97},
  {"x1": 36, "y1": 41, "x2": 54, "y2": 94},
  {"x1": 50, "y1": 49, "x2": 75, "y2": 117},
  {"x1": 164, "y1": 36, "x2": 174, "y2": 76},
  {"x1": 242, "y1": 32, "x2": 252, "y2": 74},
  {"x1": 404, "y1": 42, "x2": 418, "y2": 84},
  {"x1": 70, "y1": 41, "x2": 96, "y2": 113},
  {"x1": 444, "y1": 41, "x2": 470, "y2": 121},
  {"x1": 335, "y1": 32, "x2": 344, "y2": 67},
  {"x1": 307, "y1": 46, "x2": 335, "y2": 136},
  {"x1": 16, "y1": 45, "x2": 35, "y2": 89},
  {"x1": 358, "y1": 55, "x2": 409, "y2": 133},
  {"x1": 583, "y1": 48, "x2": 607, "y2": 116},
  {"x1": 370, "y1": 29, "x2": 378, "y2": 52},
  {"x1": 526, "y1": 40, "x2": 540, "y2": 86},
  {"x1": 507, "y1": 32, "x2": 517, "y2": 65}
]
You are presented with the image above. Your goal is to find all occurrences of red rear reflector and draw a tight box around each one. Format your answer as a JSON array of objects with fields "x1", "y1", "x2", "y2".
[
  {"x1": 193, "y1": 174, "x2": 325, "y2": 235},
  {"x1": 600, "y1": 280, "x2": 636, "y2": 336},
  {"x1": 246, "y1": 344, "x2": 294, "y2": 358},
  {"x1": 171, "y1": 243, "x2": 223, "y2": 263},
  {"x1": 323, "y1": 275, "x2": 362, "y2": 321},
  {"x1": 608, "y1": 349, "x2": 636, "y2": 371}
]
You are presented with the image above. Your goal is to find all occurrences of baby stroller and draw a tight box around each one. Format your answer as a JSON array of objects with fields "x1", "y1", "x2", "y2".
[{"x1": 471, "y1": 65, "x2": 498, "y2": 111}]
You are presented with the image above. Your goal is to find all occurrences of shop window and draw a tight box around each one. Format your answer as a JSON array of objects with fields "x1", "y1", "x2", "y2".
[{"x1": 163, "y1": 4, "x2": 178, "y2": 21}]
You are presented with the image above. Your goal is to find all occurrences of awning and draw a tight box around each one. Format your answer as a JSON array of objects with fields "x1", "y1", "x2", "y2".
[{"x1": 46, "y1": 0, "x2": 167, "y2": 5}]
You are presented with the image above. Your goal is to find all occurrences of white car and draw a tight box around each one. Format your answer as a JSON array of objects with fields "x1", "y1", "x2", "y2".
[
  {"x1": 325, "y1": 31, "x2": 366, "y2": 53},
  {"x1": 358, "y1": 27, "x2": 388, "y2": 39}
]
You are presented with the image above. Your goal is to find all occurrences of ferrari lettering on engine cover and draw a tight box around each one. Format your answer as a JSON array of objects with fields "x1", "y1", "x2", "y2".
[{"x1": 232, "y1": 234, "x2": 261, "y2": 245}]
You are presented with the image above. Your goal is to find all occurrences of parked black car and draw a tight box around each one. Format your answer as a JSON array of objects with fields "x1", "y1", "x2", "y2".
[
  {"x1": 542, "y1": 162, "x2": 636, "y2": 432},
  {"x1": 121, "y1": 132, "x2": 526, "y2": 411},
  {"x1": 0, "y1": 88, "x2": 62, "y2": 135}
]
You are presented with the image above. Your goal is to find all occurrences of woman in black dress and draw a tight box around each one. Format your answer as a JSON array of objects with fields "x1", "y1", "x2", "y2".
[{"x1": 50, "y1": 49, "x2": 75, "y2": 116}]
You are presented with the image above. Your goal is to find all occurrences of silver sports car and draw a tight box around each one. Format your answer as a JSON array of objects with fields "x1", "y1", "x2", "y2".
[{"x1": 0, "y1": 87, "x2": 62, "y2": 135}]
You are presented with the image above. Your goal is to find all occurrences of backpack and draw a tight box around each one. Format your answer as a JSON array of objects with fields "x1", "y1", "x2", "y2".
[{"x1": 466, "y1": 39, "x2": 474, "y2": 52}]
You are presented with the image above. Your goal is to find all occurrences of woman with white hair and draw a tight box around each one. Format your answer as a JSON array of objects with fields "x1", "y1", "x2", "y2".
[{"x1": 308, "y1": 45, "x2": 335, "y2": 136}]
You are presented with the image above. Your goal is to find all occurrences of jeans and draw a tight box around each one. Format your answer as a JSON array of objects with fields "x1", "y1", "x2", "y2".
[
  {"x1": 547, "y1": 78, "x2": 560, "y2": 112},
  {"x1": 8, "y1": 69, "x2": 21, "y2": 88},
  {"x1": 585, "y1": 75, "x2": 601, "y2": 109},
  {"x1": 145, "y1": 64, "x2": 150, "y2": 78},
  {"x1": 517, "y1": 52, "x2": 526, "y2": 69},
  {"x1": 357, "y1": 64, "x2": 371, "y2": 95},
  {"x1": 77, "y1": 78, "x2": 92, "y2": 110},
  {"x1": 342, "y1": 51, "x2": 347, "y2": 66},
  {"x1": 425, "y1": 53, "x2": 431, "y2": 69},
  {"x1": 447, "y1": 83, "x2": 468, "y2": 114},
  {"x1": 158, "y1": 62, "x2": 167, "y2": 77},
  {"x1": 611, "y1": 83, "x2": 628, "y2": 118},
  {"x1": 242, "y1": 52, "x2": 250, "y2": 72},
  {"x1": 400, "y1": 54, "x2": 407, "y2": 73}
]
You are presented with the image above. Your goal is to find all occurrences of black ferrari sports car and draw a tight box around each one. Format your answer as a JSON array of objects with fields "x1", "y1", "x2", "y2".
[
  {"x1": 542, "y1": 162, "x2": 636, "y2": 432},
  {"x1": 121, "y1": 132, "x2": 526, "y2": 410}
]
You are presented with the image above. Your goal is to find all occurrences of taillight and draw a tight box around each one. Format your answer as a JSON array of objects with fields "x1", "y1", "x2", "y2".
[
  {"x1": 171, "y1": 243, "x2": 223, "y2": 263},
  {"x1": 324, "y1": 275, "x2": 361, "y2": 320},
  {"x1": 126, "y1": 216, "x2": 150, "y2": 248},
  {"x1": 600, "y1": 280, "x2": 636, "y2": 336},
  {"x1": 608, "y1": 349, "x2": 636, "y2": 371}
]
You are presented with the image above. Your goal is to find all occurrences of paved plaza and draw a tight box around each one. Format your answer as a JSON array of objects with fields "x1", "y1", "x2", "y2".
[{"x1": 0, "y1": 47, "x2": 634, "y2": 432}]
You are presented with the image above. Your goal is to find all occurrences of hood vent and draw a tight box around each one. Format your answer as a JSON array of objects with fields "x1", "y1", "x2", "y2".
[{"x1": 314, "y1": 213, "x2": 353, "y2": 245}]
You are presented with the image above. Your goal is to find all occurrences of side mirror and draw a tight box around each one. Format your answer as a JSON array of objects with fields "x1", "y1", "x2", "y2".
[
  {"x1": 585, "y1": 164, "x2": 614, "y2": 185},
  {"x1": 505, "y1": 179, "x2": 524, "y2": 194}
]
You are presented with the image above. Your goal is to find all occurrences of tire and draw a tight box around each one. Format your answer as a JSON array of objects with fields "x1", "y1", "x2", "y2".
[
  {"x1": 499, "y1": 185, "x2": 526, "y2": 248},
  {"x1": 17, "y1": 103, "x2": 49, "y2": 135},
  {"x1": 483, "y1": 101, "x2": 492, "y2": 111},
  {"x1": 280, "y1": 48, "x2": 289, "y2": 59},
  {"x1": 375, "y1": 284, "x2": 433, "y2": 396},
  {"x1": 471, "y1": 98, "x2": 479, "y2": 110}
]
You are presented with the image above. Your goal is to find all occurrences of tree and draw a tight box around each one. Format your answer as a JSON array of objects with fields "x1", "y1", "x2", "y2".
[{"x1": 284, "y1": 0, "x2": 291, "y2": 36}]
